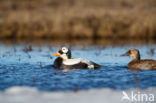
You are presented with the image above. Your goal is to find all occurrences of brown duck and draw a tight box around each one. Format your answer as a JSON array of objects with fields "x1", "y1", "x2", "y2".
[{"x1": 122, "y1": 48, "x2": 156, "y2": 70}]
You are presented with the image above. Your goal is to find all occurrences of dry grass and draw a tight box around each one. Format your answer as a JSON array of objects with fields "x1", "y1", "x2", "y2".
[{"x1": 0, "y1": 0, "x2": 156, "y2": 39}]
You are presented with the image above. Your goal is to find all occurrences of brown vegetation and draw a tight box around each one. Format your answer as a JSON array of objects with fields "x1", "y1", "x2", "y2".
[{"x1": 0, "y1": 0, "x2": 156, "y2": 39}]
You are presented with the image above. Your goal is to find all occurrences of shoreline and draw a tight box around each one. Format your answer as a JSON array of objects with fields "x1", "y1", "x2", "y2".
[{"x1": 0, "y1": 0, "x2": 156, "y2": 39}]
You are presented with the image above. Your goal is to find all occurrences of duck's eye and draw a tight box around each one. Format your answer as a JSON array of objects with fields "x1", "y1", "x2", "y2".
[{"x1": 62, "y1": 47, "x2": 68, "y2": 53}]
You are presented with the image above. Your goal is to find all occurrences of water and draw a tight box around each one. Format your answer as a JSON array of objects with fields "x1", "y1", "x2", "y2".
[{"x1": 0, "y1": 44, "x2": 156, "y2": 91}]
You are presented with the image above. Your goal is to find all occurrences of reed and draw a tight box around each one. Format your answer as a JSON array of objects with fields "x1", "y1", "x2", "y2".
[{"x1": 0, "y1": 0, "x2": 156, "y2": 39}]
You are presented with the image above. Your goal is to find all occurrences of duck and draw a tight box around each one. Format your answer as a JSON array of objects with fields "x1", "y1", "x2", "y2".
[
  {"x1": 122, "y1": 48, "x2": 156, "y2": 70},
  {"x1": 53, "y1": 47, "x2": 101, "y2": 70}
]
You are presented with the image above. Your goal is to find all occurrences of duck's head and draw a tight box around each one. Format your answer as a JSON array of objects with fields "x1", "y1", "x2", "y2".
[
  {"x1": 53, "y1": 47, "x2": 71, "y2": 60},
  {"x1": 122, "y1": 48, "x2": 140, "y2": 60}
]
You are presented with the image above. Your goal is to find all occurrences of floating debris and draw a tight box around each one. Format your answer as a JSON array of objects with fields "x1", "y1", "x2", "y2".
[
  {"x1": 32, "y1": 78, "x2": 36, "y2": 82},
  {"x1": 54, "y1": 72, "x2": 57, "y2": 75},
  {"x1": 18, "y1": 58, "x2": 21, "y2": 61},
  {"x1": 2, "y1": 54, "x2": 6, "y2": 57},
  {"x1": 49, "y1": 54, "x2": 53, "y2": 59},
  {"x1": 40, "y1": 62, "x2": 42, "y2": 68},
  {"x1": 74, "y1": 88, "x2": 80, "y2": 92},
  {"x1": 38, "y1": 47, "x2": 42, "y2": 52},
  {"x1": 13, "y1": 47, "x2": 17, "y2": 52},
  {"x1": 48, "y1": 45, "x2": 53, "y2": 51},
  {"x1": 150, "y1": 48, "x2": 154, "y2": 55},
  {"x1": 23, "y1": 45, "x2": 33, "y2": 53},
  {"x1": 27, "y1": 54, "x2": 31, "y2": 59}
]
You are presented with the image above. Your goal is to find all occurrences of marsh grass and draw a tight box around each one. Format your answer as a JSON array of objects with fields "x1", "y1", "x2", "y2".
[{"x1": 0, "y1": 0, "x2": 156, "y2": 39}]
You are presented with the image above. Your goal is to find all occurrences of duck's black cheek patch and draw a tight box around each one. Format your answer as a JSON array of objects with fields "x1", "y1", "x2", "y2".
[{"x1": 58, "y1": 50, "x2": 63, "y2": 54}]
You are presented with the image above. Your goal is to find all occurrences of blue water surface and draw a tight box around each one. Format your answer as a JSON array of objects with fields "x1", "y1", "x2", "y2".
[{"x1": 0, "y1": 44, "x2": 156, "y2": 91}]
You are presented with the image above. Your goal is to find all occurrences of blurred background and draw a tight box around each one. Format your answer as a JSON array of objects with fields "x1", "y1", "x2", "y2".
[
  {"x1": 0, "y1": 0, "x2": 156, "y2": 44},
  {"x1": 0, "y1": 1, "x2": 156, "y2": 102}
]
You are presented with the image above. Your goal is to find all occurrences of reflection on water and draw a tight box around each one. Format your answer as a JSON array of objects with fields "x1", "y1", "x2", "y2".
[{"x1": 0, "y1": 42, "x2": 156, "y2": 91}]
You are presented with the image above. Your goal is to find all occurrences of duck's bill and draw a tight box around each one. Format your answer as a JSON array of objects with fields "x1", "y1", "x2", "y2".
[
  {"x1": 53, "y1": 53, "x2": 61, "y2": 56},
  {"x1": 121, "y1": 53, "x2": 128, "y2": 56}
]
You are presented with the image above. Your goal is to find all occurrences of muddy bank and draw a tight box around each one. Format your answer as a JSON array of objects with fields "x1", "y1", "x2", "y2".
[{"x1": 0, "y1": 0, "x2": 156, "y2": 39}]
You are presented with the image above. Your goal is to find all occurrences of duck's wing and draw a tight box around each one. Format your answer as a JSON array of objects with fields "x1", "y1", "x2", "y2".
[
  {"x1": 63, "y1": 58, "x2": 101, "y2": 69},
  {"x1": 63, "y1": 58, "x2": 93, "y2": 65},
  {"x1": 79, "y1": 58, "x2": 101, "y2": 69},
  {"x1": 63, "y1": 58, "x2": 82, "y2": 65},
  {"x1": 150, "y1": 61, "x2": 156, "y2": 70},
  {"x1": 141, "y1": 60, "x2": 156, "y2": 70},
  {"x1": 128, "y1": 60, "x2": 156, "y2": 70}
]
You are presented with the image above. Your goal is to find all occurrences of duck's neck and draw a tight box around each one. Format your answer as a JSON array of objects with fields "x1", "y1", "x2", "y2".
[
  {"x1": 60, "y1": 54, "x2": 69, "y2": 60},
  {"x1": 62, "y1": 56, "x2": 69, "y2": 61},
  {"x1": 132, "y1": 54, "x2": 140, "y2": 61}
]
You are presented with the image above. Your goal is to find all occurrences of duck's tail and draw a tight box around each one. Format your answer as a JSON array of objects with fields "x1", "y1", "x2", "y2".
[{"x1": 94, "y1": 63, "x2": 107, "y2": 69}]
